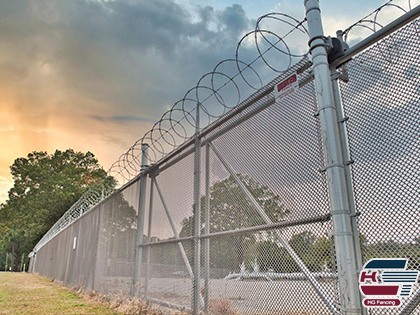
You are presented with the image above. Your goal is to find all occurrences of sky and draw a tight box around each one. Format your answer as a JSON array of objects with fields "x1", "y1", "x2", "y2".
[{"x1": 0, "y1": 0, "x2": 417, "y2": 204}]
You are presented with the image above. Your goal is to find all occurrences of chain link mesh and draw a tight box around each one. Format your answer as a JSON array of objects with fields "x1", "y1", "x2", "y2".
[
  {"x1": 340, "y1": 19, "x2": 420, "y2": 315},
  {"x1": 200, "y1": 74, "x2": 338, "y2": 313},
  {"x1": 30, "y1": 8, "x2": 419, "y2": 315},
  {"x1": 32, "y1": 181, "x2": 139, "y2": 294}
]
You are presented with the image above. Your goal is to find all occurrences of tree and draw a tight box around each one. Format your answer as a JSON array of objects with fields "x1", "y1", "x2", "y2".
[
  {"x1": 179, "y1": 174, "x2": 289, "y2": 270},
  {"x1": 96, "y1": 191, "x2": 138, "y2": 277},
  {"x1": 256, "y1": 240, "x2": 300, "y2": 273},
  {"x1": 362, "y1": 238, "x2": 420, "y2": 270},
  {"x1": 0, "y1": 149, "x2": 114, "y2": 271},
  {"x1": 255, "y1": 231, "x2": 335, "y2": 273}
]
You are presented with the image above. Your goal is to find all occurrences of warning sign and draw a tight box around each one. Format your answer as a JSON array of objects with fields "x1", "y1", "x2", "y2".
[{"x1": 274, "y1": 72, "x2": 299, "y2": 100}]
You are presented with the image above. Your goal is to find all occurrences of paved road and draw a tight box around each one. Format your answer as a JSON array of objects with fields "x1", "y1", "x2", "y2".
[{"x1": 145, "y1": 278, "x2": 337, "y2": 314}]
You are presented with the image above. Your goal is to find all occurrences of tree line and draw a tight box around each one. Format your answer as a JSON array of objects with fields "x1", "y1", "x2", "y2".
[
  {"x1": 147, "y1": 174, "x2": 419, "y2": 274},
  {"x1": 0, "y1": 149, "x2": 114, "y2": 271},
  {"x1": 1, "y1": 151, "x2": 417, "y2": 276}
]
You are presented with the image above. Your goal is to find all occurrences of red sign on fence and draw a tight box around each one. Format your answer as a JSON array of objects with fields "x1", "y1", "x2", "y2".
[{"x1": 274, "y1": 72, "x2": 299, "y2": 101}]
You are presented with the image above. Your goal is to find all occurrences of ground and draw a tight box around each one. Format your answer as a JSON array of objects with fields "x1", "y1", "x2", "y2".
[{"x1": 0, "y1": 272, "x2": 119, "y2": 315}]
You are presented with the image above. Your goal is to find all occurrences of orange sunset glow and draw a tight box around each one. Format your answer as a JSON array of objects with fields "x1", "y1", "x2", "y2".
[{"x1": 0, "y1": 0, "x2": 402, "y2": 204}]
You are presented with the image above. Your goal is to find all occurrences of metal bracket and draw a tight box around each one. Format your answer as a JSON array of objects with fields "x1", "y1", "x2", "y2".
[
  {"x1": 149, "y1": 164, "x2": 160, "y2": 178},
  {"x1": 331, "y1": 69, "x2": 349, "y2": 83},
  {"x1": 308, "y1": 35, "x2": 333, "y2": 53},
  {"x1": 327, "y1": 37, "x2": 349, "y2": 64},
  {"x1": 338, "y1": 116, "x2": 349, "y2": 123},
  {"x1": 308, "y1": 68, "x2": 315, "y2": 78},
  {"x1": 345, "y1": 159, "x2": 354, "y2": 166},
  {"x1": 319, "y1": 162, "x2": 344, "y2": 173}
]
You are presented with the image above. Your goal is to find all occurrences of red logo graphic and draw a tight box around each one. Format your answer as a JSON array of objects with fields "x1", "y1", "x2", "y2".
[{"x1": 359, "y1": 259, "x2": 419, "y2": 308}]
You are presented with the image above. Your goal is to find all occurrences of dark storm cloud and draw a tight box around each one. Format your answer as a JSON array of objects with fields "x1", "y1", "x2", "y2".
[
  {"x1": 98, "y1": 0, "x2": 190, "y2": 53},
  {"x1": 219, "y1": 4, "x2": 249, "y2": 35},
  {"x1": 0, "y1": 0, "x2": 254, "y2": 120}
]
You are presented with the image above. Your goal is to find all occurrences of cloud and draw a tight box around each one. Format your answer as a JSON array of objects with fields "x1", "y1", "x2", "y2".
[
  {"x1": 0, "y1": 0, "x2": 255, "y2": 111},
  {"x1": 7, "y1": 0, "x2": 413, "y2": 199},
  {"x1": 0, "y1": 0, "x2": 262, "y2": 200},
  {"x1": 88, "y1": 115, "x2": 155, "y2": 124},
  {"x1": 35, "y1": 3, "x2": 259, "y2": 116}
]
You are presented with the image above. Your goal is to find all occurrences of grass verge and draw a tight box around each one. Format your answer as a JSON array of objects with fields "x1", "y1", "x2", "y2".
[
  {"x1": 0, "y1": 272, "x2": 119, "y2": 315},
  {"x1": 0, "y1": 272, "x2": 183, "y2": 315}
]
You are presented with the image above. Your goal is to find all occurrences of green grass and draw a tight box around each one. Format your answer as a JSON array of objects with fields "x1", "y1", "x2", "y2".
[{"x1": 0, "y1": 272, "x2": 119, "y2": 315}]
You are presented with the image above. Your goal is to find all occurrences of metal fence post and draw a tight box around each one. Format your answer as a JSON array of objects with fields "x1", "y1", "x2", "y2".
[
  {"x1": 203, "y1": 143, "x2": 210, "y2": 312},
  {"x1": 333, "y1": 30, "x2": 364, "y2": 271},
  {"x1": 305, "y1": 1, "x2": 362, "y2": 314},
  {"x1": 133, "y1": 143, "x2": 149, "y2": 296},
  {"x1": 31, "y1": 252, "x2": 36, "y2": 273},
  {"x1": 144, "y1": 176, "x2": 155, "y2": 299},
  {"x1": 192, "y1": 103, "x2": 202, "y2": 314},
  {"x1": 330, "y1": 31, "x2": 366, "y2": 315}
]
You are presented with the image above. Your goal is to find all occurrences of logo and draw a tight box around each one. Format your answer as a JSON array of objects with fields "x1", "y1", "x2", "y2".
[{"x1": 359, "y1": 258, "x2": 419, "y2": 308}]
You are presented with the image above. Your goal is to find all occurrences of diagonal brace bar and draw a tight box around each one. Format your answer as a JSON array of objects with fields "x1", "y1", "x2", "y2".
[
  {"x1": 209, "y1": 142, "x2": 338, "y2": 314},
  {"x1": 154, "y1": 179, "x2": 205, "y2": 308}
]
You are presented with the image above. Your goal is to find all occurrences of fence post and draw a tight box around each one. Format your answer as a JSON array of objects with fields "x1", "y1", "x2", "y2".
[
  {"x1": 331, "y1": 30, "x2": 366, "y2": 315},
  {"x1": 304, "y1": 1, "x2": 362, "y2": 314},
  {"x1": 203, "y1": 142, "x2": 210, "y2": 312},
  {"x1": 133, "y1": 143, "x2": 149, "y2": 296},
  {"x1": 192, "y1": 103, "x2": 202, "y2": 314},
  {"x1": 29, "y1": 252, "x2": 36, "y2": 273},
  {"x1": 144, "y1": 175, "x2": 155, "y2": 299}
]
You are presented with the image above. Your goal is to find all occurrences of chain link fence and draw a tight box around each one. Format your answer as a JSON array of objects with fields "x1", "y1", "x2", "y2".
[
  {"x1": 30, "y1": 3, "x2": 419, "y2": 314},
  {"x1": 340, "y1": 19, "x2": 420, "y2": 315}
]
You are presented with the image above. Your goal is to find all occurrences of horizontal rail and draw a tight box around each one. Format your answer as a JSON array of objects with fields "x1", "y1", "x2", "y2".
[
  {"x1": 140, "y1": 213, "x2": 330, "y2": 247},
  {"x1": 140, "y1": 236, "x2": 194, "y2": 247},
  {"x1": 200, "y1": 213, "x2": 330, "y2": 239},
  {"x1": 150, "y1": 63, "x2": 313, "y2": 175},
  {"x1": 225, "y1": 271, "x2": 338, "y2": 281},
  {"x1": 332, "y1": 5, "x2": 420, "y2": 69}
]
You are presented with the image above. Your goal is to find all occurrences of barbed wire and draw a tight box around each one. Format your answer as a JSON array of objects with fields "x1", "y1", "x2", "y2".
[
  {"x1": 343, "y1": 0, "x2": 413, "y2": 38},
  {"x1": 33, "y1": 0, "x2": 417, "y2": 252},
  {"x1": 33, "y1": 10, "x2": 309, "y2": 252},
  {"x1": 108, "y1": 12, "x2": 309, "y2": 184},
  {"x1": 34, "y1": 178, "x2": 115, "y2": 251},
  {"x1": 342, "y1": 0, "x2": 417, "y2": 72}
]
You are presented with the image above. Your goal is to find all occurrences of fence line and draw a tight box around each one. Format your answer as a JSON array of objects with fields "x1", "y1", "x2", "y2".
[{"x1": 31, "y1": 1, "x2": 419, "y2": 314}]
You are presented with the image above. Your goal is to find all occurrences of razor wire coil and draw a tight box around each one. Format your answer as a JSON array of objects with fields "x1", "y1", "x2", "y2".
[
  {"x1": 33, "y1": 0, "x2": 416, "y2": 253},
  {"x1": 107, "y1": 12, "x2": 310, "y2": 184}
]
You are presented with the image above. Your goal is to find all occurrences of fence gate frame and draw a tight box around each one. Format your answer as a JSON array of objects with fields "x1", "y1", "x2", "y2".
[{"x1": 131, "y1": 3, "x2": 420, "y2": 309}]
